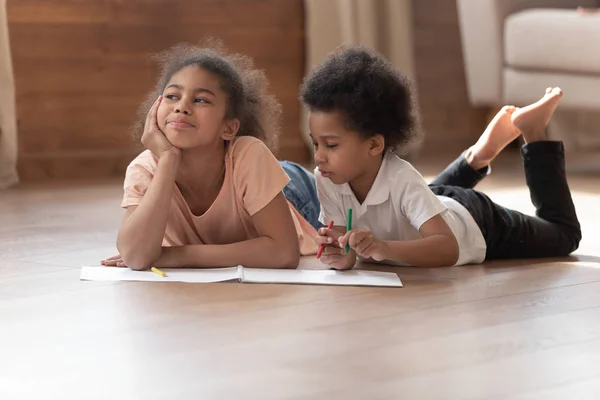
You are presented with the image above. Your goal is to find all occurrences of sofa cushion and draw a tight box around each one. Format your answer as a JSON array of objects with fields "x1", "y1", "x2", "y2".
[{"x1": 505, "y1": 9, "x2": 600, "y2": 75}]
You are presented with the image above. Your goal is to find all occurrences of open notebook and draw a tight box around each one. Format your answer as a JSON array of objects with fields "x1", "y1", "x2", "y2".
[{"x1": 80, "y1": 265, "x2": 402, "y2": 288}]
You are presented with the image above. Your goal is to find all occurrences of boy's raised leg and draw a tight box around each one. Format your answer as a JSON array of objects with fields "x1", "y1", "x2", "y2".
[
  {"x1": 430, "y1": 106, "x2": 520, "y2": 188},
  {"x1": 487, "y1": 87, "x2": 581, "y2": 258},
  {"x1": 512, "y1": 88, "x2": 579, "y2": 237}
]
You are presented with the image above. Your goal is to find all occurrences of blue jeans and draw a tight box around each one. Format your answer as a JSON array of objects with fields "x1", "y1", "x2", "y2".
[{"x1": 280, "y1": 161, "x2": 323, "y2": 231}]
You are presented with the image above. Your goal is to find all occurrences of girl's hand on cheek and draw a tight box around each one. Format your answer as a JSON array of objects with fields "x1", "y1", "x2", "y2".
[{"x1": 142, "y1": 96, "x2": 180, "y2": 159}]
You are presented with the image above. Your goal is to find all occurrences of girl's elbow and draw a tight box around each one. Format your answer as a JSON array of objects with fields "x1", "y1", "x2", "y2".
[
  {"x1": 117, "y1": 233, "x2": 161, "y2": 271},
  {"x1": 117, "y1": 244, "x2": 151, "y2": 271},
  {"x1": 277, "y1": 242, "x2": 300, "y2": 269},
  {"x1": 122, "y1": 253, "x2": 151, "y2": 271},
  {"x1": 272, "y1": 232, "x2": 300, "y2": 268},
  {"x1": 128, "y1": 262, "x2": 150, "y2": 271},
  {"x1": 280, "y1": 249, "x2": 300, "y2": 269}
]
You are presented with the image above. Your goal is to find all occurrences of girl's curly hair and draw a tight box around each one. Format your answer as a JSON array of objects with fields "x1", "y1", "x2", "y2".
[{"x1": 134, "y1": 39, "x2": 282, "y2": 153}]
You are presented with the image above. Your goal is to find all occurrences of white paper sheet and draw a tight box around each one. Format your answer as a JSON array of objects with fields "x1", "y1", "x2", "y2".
[
  {"x1": 241, "y1": 268, "x2": 402, "y2": 287},
  {"x1": 80, "y1": 266, "x2": 241, "y2": 283},
  {"x1": 80, "y1": 266, "x2": 402, "y2": 288}
]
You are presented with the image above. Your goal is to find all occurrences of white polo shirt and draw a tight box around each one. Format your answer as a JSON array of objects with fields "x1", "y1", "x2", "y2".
[{"x1": 315, "y1": 151, "x2": 486, "y2": 266}]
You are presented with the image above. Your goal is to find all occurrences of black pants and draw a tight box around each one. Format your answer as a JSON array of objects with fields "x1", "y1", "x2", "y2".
[{"x1": 428, "y1": 141, "x2": 581, "y2": 259}]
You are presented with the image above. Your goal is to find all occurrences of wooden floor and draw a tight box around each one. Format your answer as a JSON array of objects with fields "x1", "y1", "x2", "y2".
[{"x1": 2, "y1": 151, "x2": 600, "y2": 399}]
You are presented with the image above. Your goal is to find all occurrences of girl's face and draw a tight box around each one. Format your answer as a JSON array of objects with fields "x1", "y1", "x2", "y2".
[{"x1": 156, "y1": 66, "x2": 239, "y2": 149}]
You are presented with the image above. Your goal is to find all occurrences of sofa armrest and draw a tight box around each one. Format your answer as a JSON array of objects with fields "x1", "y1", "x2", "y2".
[{"x1": 456, "y1": 0, "x2": 597, "y2": 106}]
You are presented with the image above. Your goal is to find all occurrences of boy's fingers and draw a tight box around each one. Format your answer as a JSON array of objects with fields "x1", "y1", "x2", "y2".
[
  {"x1": 348, "y1": 232, "x2": 358, "y2": 247},
  {"x1": 355, "y1": 239, "x2": 369, "y2": 254},
  {"x1": 343, "y1": 230, "x2": 374, "y2": 250},
  {"x1": 340, "y1": 230, "x2": 359, "y2": 247},
  {"x1": 320, "y1": 254, "x2": 345, "y2": 265},
  {"x1": 319, "y1": 254, "x2": 335, "y2": 264},
  {"x1": 319, "y1": 227, "x2": 343, "y2": 239},
  {"x1": 357, "y1": 240, "x2": 374, "y2": 257},
  {"x1": 349, "y1": 231, "x2": 369, "y2": 248},
  {"x1": 338, "y1": 231, "x2": 350, "y2": 245},
  {"x1": 320, "y1": 252, "x2": 337, "y2": 260},
  {"x1": 314, "y1": 236, "x2": 330, "y2": 245},
  {"x1": 323, "y1": 245, "x2": 343, "y2": 256}
]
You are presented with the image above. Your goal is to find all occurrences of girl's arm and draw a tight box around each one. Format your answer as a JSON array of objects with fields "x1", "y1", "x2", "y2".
[
  {"x1": 117, "y1": 96, "x2": 182, "y2": 270},
  {"x1": 117, "y1": 152, "x2": 179, "y2": 270},
  {"x1": 152, "y1": 192, "x2": 300, "y2": 269}
]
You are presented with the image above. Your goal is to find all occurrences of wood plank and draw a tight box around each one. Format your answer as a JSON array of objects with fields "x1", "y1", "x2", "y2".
[
  {"x1": 412, "y1": 0, "x2": 490, "y2": 159},
  {"x1": 8, "y1": 0, "x2": 308, "y2": 179},
  {"x1": 9, "y1": 0, "x2": 302, "y2": 26},
  {"x1": 9, "y1": 25, "x2": 304, "y2": 61}
]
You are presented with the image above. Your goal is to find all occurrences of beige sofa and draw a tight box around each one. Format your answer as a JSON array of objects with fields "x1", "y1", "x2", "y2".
[{"x1": 456, "y1": 0, "x2": 600, "y2": 171}]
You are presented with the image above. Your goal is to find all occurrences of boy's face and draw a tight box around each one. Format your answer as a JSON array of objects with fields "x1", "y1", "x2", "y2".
[
  {"x1": 309, "y1": 111, "x2": 380, "y2": 185},
  {"x1": 156, "y1": 66, "x2": 238, "y2": 149}
]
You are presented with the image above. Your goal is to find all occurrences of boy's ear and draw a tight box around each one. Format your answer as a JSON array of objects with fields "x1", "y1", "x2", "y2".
[
  {"x1": 221, "y1": 119, "x2": 240, "y2": 141},
  {"x1": 368, "y1": 134, "x2": 385, "y2": 156}
]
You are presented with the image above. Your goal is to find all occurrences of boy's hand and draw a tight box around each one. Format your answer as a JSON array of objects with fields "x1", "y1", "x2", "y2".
[
  {"x1": 142, "y1": 96, "x2": 180, "y2": 159},
  {"x1": 339, "y1": 229, "x2": 388, "y2": 261},
  {"x1": 315, "y1": 226, "x2": 355, "y2": 270}
]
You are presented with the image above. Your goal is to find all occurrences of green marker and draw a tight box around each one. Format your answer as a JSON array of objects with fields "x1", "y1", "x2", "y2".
[{"x1": 345, "y1": 208, "x2": 353, "y2": 253}]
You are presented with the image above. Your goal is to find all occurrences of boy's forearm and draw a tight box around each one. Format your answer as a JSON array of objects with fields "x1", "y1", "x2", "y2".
[
  {"x1": 381, "y1": 235, "x2": 459, "y2": 267},
  {"x1": 117, "y1": 153, "x2": 179, "y2": 269},
  {"x1": 154, "y1": 236, "x2": 300, "y2": 269}
]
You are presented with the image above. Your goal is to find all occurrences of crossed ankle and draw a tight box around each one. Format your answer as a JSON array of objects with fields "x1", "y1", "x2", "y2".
[{"x1": 465, "y1": 147, "x2": 491, "y2": 171}]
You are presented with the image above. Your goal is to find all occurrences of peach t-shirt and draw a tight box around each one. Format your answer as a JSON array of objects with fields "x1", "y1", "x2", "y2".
[{"x1": 121, "y1": 136, "x2": 318, "y2": 256}]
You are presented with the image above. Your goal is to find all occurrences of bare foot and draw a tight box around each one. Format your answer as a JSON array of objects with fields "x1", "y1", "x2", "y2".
[
  {"x1": 465, "y1": 105, "x2": 520, "y2": 170},
  {"x1": 512, "y1": 87, "x2": 563, "y2": 143}
]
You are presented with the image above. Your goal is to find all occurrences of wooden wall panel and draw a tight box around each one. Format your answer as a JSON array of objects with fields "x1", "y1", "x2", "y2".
[
  {"x1": 8, "y1": 0, "x2": 307, "y2": 180},
  {"x1": 412, "y1": 0, "x2": 490, "y2": 159}
]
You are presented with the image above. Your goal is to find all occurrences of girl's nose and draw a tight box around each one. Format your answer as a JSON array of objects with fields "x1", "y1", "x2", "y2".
[
  {"x1": 174, "y1": 107, "x2": 190, "y2": 115},
  {"x1": 174, "y1": 99, "x2": 191, "y2": 115}
]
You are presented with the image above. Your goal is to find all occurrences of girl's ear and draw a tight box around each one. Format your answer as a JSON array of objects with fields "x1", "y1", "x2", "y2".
[
  {"x1": 221, "y1": 119, "x2": 240, "y2": 141},
  {"x1": 368, "y1": 134, "x2": 385, "y2": 156}
]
